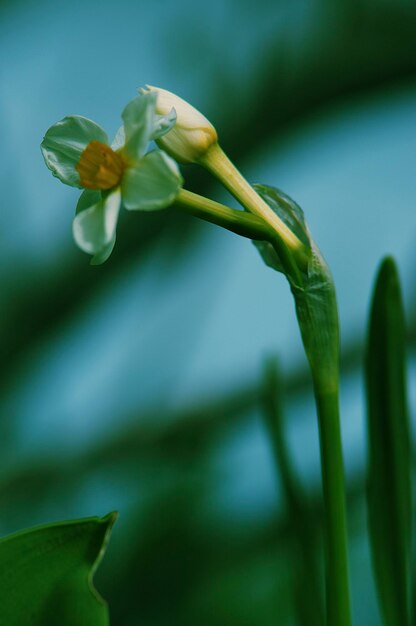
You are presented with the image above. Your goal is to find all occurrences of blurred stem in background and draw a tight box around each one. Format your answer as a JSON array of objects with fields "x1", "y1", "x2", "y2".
[{"x1": 262, "y1": 358, "x2": 324, "y2": 626}]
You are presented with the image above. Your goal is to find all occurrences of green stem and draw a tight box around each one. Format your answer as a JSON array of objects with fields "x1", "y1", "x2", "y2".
[
  {"x1": 173, "y1": 188, "x2": 272, "y2": 241},
  {"x1": 315, "y1": 385, "x2": 352, "y2": 626}
]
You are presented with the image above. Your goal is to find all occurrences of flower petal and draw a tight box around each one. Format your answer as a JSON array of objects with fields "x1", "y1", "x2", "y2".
[
  {"x1": 90, "y1": 235, "x2": 116, "y2": 266},
  {"x1": 138, "y1": 87, "x2": 177, "y2": 141},
  {"x1": 41, "y1": 116, "x2": 108, "y2": 187},
  {"x1": 152, "y1": 107, "x2": 177, "y2": 140},
  {"x1": 75, "y1": 189, "x2": 101, "y2": 214},
  {"x1": 72, "y1": 188, "x2": 121, "y2": 258},
  {"x1": 121, "y1": 93, "x2": 155, "y2": 162},
  {"x1": 121, "y1": 150, "x2": 182, "y2": 211},
  {"x1": 111, "y1": 126, "x2": 125, "y2": 151}
]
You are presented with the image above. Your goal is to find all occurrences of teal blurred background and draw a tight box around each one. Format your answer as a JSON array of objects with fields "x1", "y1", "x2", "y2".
[{"x1": 1, "y1": 0, "x2": 416, "y2": 624}]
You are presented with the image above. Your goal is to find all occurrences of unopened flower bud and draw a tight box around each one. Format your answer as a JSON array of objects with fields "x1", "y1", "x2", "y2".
[{"x1": 141, "y1": 85, "x2": 218, "y2": 164}]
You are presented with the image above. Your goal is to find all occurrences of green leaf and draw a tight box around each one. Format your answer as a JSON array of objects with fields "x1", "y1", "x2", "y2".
[
  {"x1": 41, "y1": 116, "x2": 108, "y2": 187},
  {"x1": 121, "y1": 93, "x2": 156, "y2": 162},
  {"x1": 0, "y1": 512, "x2": 116, "y2": 626},
  {"x1": 73, "y1": 188, "x2": 121, "y2": 258},
  {"x1": 365, "y1": 257, "x2": 411, "y2": 626},
  {"x1": 122, "y1": 150, "x2": 182, "y2": 211}
]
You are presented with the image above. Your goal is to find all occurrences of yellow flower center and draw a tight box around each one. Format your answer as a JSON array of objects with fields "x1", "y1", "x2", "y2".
[{"x1": 76, "y1": 141, "x2": 124, "y2": 190}]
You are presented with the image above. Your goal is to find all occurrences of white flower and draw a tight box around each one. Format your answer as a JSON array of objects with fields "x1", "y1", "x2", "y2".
[{"x1": 41, "y1": 93, "x2": 182, "y2": 264}]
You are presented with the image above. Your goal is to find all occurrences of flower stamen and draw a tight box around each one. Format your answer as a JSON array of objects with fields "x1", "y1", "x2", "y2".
[{"x1": 77, "y1": 141, "x2": 124, "y2": 190}]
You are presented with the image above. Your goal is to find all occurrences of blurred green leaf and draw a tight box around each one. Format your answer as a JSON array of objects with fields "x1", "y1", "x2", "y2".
[
  {"x1": 0, "y1": 512, "x2": 116, "y2": 626},
  {"x1": 365, "y1": 257, "x2": 411, "y2": 626}
]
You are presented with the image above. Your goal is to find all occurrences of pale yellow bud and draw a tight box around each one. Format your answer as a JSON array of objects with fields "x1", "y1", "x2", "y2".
[{"x1": 141, "y1": 85, "x2": 218, "y2": 164}]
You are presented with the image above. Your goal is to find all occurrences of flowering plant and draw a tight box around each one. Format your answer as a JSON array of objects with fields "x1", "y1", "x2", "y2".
[{"x1": 36, "y1": 85, "x2": 411, "y2": 626}]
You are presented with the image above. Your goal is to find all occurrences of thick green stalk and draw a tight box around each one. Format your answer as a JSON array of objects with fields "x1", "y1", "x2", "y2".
[{"x1": 315, "y1": 387, "x2": 352, "y2": 626}]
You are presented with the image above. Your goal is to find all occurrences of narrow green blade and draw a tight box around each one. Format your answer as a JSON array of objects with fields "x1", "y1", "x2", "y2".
[
  {"x1": 0, "y1": 513, "x2": 116, "y2": 626},
  {"x1": 366, "y1": 257, "x2": 411, "y2": 626}
]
